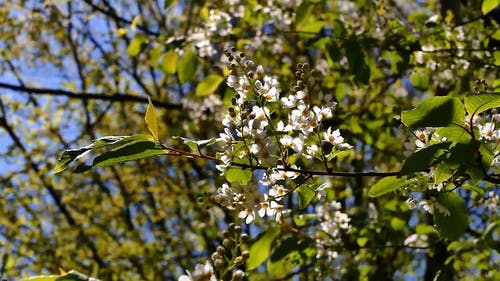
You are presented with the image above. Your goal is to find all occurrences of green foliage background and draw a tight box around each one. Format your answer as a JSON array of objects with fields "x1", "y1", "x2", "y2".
[{"x1": 0, "y1": 0, "x2": 498, "y2": 280}]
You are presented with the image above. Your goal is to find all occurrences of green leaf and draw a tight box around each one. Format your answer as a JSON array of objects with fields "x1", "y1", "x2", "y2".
[
  {"x1": 400, "y1": 142, "x2": 452, "y2": 175},
  {"x1": 410, "y1": 69, "x2": 431, "y2": 90},
  {"x1": 127, "y1": 33, "x2": 147, "y2": 57},
  {"x1": 434, "y1": 192, "x2": 469, "y2": 241},
  {"x1": 296, "y1": 183, "x2": 317, "y2": 209},
  {"x1": 268, "y1": 236, "x2": 311, "y2": 278},
  {"x1": 464, "y1": 93, "x2": 500, "y2": 116},
  {"x1": 19, "y1": 276, "x2": 60, "y2": 281},
  {"x1": 53, "y1": 147, "x2": 92, "y2": 174},
  {"x1": 435, "y1": 126, "x2": 471, "y2": 143},
  {"x1": 247, "y1": 227, "x2": 280, "y2": 270},
  {"x1": 161, "y1": 49, "x2": 179, "y2": 75},
  {"x1": 224, "y1": 168, "x2": 253, "y2": 185},
  {"x1": 368, "y1": 176, "x2": 407, "y2": 197},
  {"x1": 53, "y1": 136, "x2": 129, "y2": 174},
  {"x1": 145, "y1": 98, "x2": 160, "y2": 141},
  {"x1": 401, "y1": 97, "x2": 465, "y2": 128},
  {"x1": 297, "y1": 21, "x2": 327, "y2": 34},
  {"x1": 433, "y1": 164, "x2": 453, "y2": 185},
  {"x1": 462, "y1": 184, "x2": 485, "y2": 197},
  {"x1": 164, "y1": 0, "x2": 175, "y2": 9},
  {"x1": 196, "y1": 74, "x2": 224, "y2": 96},
  {"x1": 19, "y1": 270, "x2": 99, "y2": 281},
  {"x1": 295, "y1": 2, "x2": 313, "y2": 26},
  {"x1": 178, "y1": 50, "x2": 198, "y2": 83},
  {"x1": 75, "y1": 139, "x2": 169, "y2": 173},
  {"x1": 416, "y1": 224, "x2": 439, "y2": 235},
  {"x1": 356, "y1": 237, "x2": 368, "y2": 247},
  {"x1": 482, "y1": 0, "x2": 500, "y2": 15}
]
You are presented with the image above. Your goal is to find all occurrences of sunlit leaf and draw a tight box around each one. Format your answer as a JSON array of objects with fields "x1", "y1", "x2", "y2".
[
  {"x1": 145, "y1": 98, "x2": 160, "y2": 141},
  {"x1": 464, "y1": 93, "x2": 500, "y2": 116},
  {"x1": 247, "y1": 227, "x2": 280, "y2": 270},
  {"x1": 368, "y1": 176, "x2": 407, "y2": 197},
  {"x1": 127, "y1": 33, "x2": 147, "y2": 57},
  {"x1": 401, "y1": 97, "x2": 465, "y2": 128},
  {"x1": 482, "y1": 0, "x2": 500, "y2": 15},
  {"x1": 296, "y1": 183, "x2": 317, "y2": 209},
  {"x1": 162, "y1": 49, "x2": 179, "y2": 75},
  {"x1": 76, "y1": 140, "x2": 169, "y2": 173},
  {"x1": 224, "y1": 168, "x2": 253, "y2": 185},
  {"x1": 178, "y1": 50, "x2": 198, "y2": 83},
  {"x1": 196, "y1": 75, "x2": 224, "y2": 96}
]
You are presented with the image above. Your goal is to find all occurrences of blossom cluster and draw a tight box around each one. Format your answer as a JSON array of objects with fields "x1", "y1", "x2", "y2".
[
  {"x1": 402, "y1": 111, "x2": 499, "y2": 216},
  {"x1": 213, "y1": 49, "x2": 354, "y2": 225}
]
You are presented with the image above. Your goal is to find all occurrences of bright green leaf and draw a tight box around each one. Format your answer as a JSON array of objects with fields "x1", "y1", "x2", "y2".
[
  {"x1": 368, "y1": 176, "x2": 407, "y2": 197},
  {"x1": 434, "y1": 192, "x2": 469, "y2": 241},
  {"x1": 19, "y1": 277, "x2": 60, "y2": 281},
  {"x1": 482, "y1": 0, "x2": 500, "y2": 15},
  {"x1": 401, "y1": 97, "x2": 465, "y2": 128},
  {"x1": 19, "y1": 270, "x2": 99, "y2": 281},
  {"x1": 247, "y1": 227, "x2": 280, "y2": 270},
  {"x1": 464, "y1": 93, "x2": 500, "y2": 116},
  {"x1": 433, "y1": 164, "x2": 453, "y2": 185},
  {"x1": 268, "y1": 236, "x2": 311, "y2": 278},
  {"x1": 127, "y1": 33, "x2": 147, "y2": 57},
  {"x1": 400, "y1": 142, "x2": 452, "y2": 175},
  {"x1": 296, "y1": 183, "x2": 317, "y2": 209},
  {"x1": 357, "y1": 237, "x2": 368, "y2": 247},
  {"x1": 435, "y1": 126, "x2": 471, "y2": 143},
  {"x1": 145, "y1": 98, "x2": 160, "y2": 141},
  {"x1": 162, "y1": 49, "x2": 179, "y2": 75},
  {"x1": 295, "y1": 2, "x2": 313, "y2": 26},
  {"x1": 225, "y1": 168, "x2": 253, "y2": 185},
  {"x1": 196, "y1": 74, "x2": 224, "y2": 96},
  {"x1": 178, "y1": 50, "x2": 198, "y2": 83},
  {"x1": 53, "y1": 136, "x2": 131, "y2": 174},
  {"x1": 75, "y1": 140, "x2": 169, "y2": 173},
  {"x1": 462, "y1": 184, "x2": 485, "y2": 197},
  {"x1": 416, "y1": 224, "x2": 439, "y2": 235},
  {"x1": 391, "y1": 217, "x2": 406, "y2": 231}
]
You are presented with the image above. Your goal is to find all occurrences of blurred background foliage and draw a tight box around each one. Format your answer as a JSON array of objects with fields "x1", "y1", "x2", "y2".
[{"x1": 0, "y1": 0, "x2": 498, "y2": 280}]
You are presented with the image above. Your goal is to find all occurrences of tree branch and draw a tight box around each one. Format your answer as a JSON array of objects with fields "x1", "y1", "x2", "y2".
[{"x1": 0, "y1": 81, "x2": 182, "y2": 110}]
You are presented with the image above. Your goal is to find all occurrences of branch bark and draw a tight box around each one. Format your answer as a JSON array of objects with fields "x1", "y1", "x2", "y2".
[{"x1": 0, "y1": 81, "x2": 182, "y2": 110}]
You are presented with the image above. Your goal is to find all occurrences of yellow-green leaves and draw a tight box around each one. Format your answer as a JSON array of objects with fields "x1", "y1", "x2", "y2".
[
  {"x1": 225, "y1": 168, "x2": 253, "y2": 185},
  {"x1": 127, "y1": 33, "x2": 147, "y2": 57},
  {"x1": 145, "y1": 98, "x2": 160, "y2": 142},
  {"x1": 482, "y1": 0, "x2": 500, "y2": 15},
  {"x1": 18, "y1": 270, "x2": 100, "y2": 281},
  {"x1": 53, "y1": 135, "x2": 168, "y2": 174},
  {"x1": 401, "y1": 97, "x2": 465, "y2": 128},
  {"x1": 464, "y1": 93, "x2": 500, "y2": 116},
  {"x1": 246, "y1": 227, "x2": 280, "y2": 270},
  {"x1": 196, "y1": 74, "x2": 224, "y2": 96},
  {"x1": 162, "y1": 49, "x2": 179, "y2": 75},
  {"x1": 178, "y1": 50, "x2": 198, "y2": 83},
  {"x1": 368, "y1": 176, "x2": 408, "y2": 197}
]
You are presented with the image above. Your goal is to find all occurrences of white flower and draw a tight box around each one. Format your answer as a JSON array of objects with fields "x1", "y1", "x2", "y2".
[
  {"x1": 479, "y1": 122, "x2": 499, "y2": 142},
  {"x1": 178, "y1": 261, "x2": 216, "y2": 281},
  {"x1": 239, "y1": 208, "x2": 256, "y2": 224},
  {"x1": 323, "y1": 127, "x2": 345, "y2": 146},
  {"x1": 258, "y1": 195, "x2": 276, "y2": 217},
  {"x1": 419, "y1": 199, "x2": 434, "y2": 214},
  {"x1": 268, "y1": 185, "x2": 288, "y2": 200}
]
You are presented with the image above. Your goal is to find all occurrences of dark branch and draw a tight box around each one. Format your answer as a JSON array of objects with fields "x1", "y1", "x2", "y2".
[
  {"x1": 82, "y1": 0, "x2": 161, "y2": 36},
  {"x1": 0, "y1": 81, "x2": 182, "y2": 110}
]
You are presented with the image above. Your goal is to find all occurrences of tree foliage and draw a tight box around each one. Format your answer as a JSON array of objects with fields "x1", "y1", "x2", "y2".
[{"x1": 0, "y1": 0, "x2": 499, "y2": 280}]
